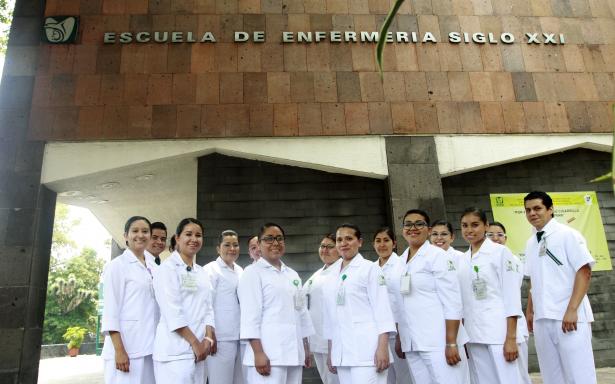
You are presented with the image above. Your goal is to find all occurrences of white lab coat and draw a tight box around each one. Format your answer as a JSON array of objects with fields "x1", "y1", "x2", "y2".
[
  {"x1": 458, "y1": 238, "x2": 523, "y2": 345},
  {"x1": 152, "y1": 251, "x2": 215, "y2": 362},
  {"x1": 393, "y1": 243, "x2": 467, "y2": 352},
  {"x1": 238, "y1": 257, "x2": 315, "y2": 367},
  {"x1": 101, "y1": 249, "x2": 159, "y2": 360},
  {"x1": 523, "y1": 218, "x2": 595, "y2": 322},
  {"x1": 322, "y1": 253, "x2": 396, "y2": 367},
  {"x1": 204, "y1": 257, "x2": 244, "y2": 384}
]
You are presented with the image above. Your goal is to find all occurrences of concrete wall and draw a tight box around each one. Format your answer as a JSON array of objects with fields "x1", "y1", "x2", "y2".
[
  {"x1": 196, "y1": 153, "x2": 390, "y2": 277},
  {"x1": 442, "y1": 148, "x2": 615, "y2": 369}
]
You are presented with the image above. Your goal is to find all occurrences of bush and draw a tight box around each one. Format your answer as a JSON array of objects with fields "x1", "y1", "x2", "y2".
[{"x1": 63, "y1": 326, "x2": 87, "y2": 349}]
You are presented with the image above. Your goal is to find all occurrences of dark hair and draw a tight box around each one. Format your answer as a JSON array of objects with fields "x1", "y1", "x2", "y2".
[
  {"x1": 489, "y1": 221, "x2": 507, "y2": 234},
  {"x1": 403, "y1": 209, "x2": 430, "y2": 226},
  {"x1": 124, "y1": 216, "x2": 151, "y2": 234},
  {"x1": 524, "y1": 191, "x2": 554, "y2": 217},
  {"x1": 175, "y1": 218, "x2": 204, "y2": 236},
  {"x1": 431, "y1": 220, "x2": 454, "y2": 234},
  {"x1": 258, "y1": 223, "x2": 285, "y2": 239},
  {"x1": 219, "y1": 229, "x2": 238, "y2": 244},
  {"x1": 461, "y1": 207, "x2": 488, "y2": 225},
  {"x1": 373, "y1": 226, "x2": 396, "y2": 242},
  {"x1": 247, "y1": 235, "x2": 259, "y2": 248},
  {"x1": 169, "y1": 236, "x2": 177, "y2": 252},
  {"x1": 335, "y1": 223, "x2": 362, "y2": 239},
  {"x1": 321, "y1": 233, "x2": 336, "y2": 243},
  {"x1": 151, "y1": 221, "x2": 167, "y2": 234}
]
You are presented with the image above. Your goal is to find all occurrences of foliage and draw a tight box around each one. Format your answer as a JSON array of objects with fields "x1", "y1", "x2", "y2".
[
  {"x1": 43, "y1": 203, "x2": 104, "y2": 344},
  {"x1": 63, "y1": 326, "x2": 88, "y2": 349},
  {"x1": 0, "y1": 0, "x2": 13, "y2": 54},
  {"x1": 376, "y1": 0, "x2": 405, "y2": 76}
]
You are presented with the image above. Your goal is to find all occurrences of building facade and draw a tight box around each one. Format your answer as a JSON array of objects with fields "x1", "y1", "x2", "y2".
[{"x1": 0, "y1": 0, "x2": 614, "y2": 381}]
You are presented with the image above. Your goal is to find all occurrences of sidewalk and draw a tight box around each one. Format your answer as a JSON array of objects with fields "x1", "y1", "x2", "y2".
[{"x1": 38, "y1": 354, "x2": 615, "y2": 384}]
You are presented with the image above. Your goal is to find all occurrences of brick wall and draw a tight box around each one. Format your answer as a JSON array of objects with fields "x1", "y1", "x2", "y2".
[
  {"x1": 442, "y1": 148, "x2": 615, "y2": 368},
  {"x1": 23, "y1": 0, "x2": 615, "y2": 140},
  {"x1": 196, "y1": 153, "x2": 389, "y2": 278}
]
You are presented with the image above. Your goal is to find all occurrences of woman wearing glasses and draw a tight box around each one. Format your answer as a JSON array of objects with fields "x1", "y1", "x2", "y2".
[
  {"x1": 304, "y1": 234, "x2": 341, "y2": 384},
  {"x1": 204, "y1": 230, "x2": 244, "y2": 384},
  {"x1": 486, "y1": 222, "x2": 531, "y2": 384},
  {"x1": 392, "y1": 210, "x2": 468, "y2": 383},
  {"x1": 372, "y1": 227, "x2": 413, "y2": 384},
  {"x1": 238, "y1": 223, "x2": 314, "y2": 384},
  {"x1": 102, "y1": 216, "x2": 158, "y2": 384},
  {"x1": 153, "y1": 218, "x2": 215, "y2": 384},
  {"x1": 323, "y1": 223, "x2": 395, "y2": 384},
  {"x1": 458, "y1": 208, "x2": 523, "y2": 384}
]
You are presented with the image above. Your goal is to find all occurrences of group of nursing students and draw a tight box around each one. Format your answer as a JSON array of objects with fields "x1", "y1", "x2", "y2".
[{"x1": 101, "y1": 207, "x2": 532, "y2": 384}]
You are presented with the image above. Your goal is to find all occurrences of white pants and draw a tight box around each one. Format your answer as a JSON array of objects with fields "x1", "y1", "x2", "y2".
[
  {"x1": 387, "y1": 339, "x2": 413, "y2": 384},
  {"x1": 517, "y1": 340, "x2": 531, "y2": 384},
  {"x1": 154, "y1": 358, "x2": 206, "y2": 384},
  {"x1": 337, "y1": 366, "x2": 387, "y2": 384},
  {"x1": 533, "y1": 319, "x2": 596, "y2": 384},
  {"x1": 313, "y1": 352, "x2": 340, "y2": 384},
  {"x1": 466, "y1": 343, "x2": 520, "y2": 384},
  {"x1": 104, "y1": 355, "x2": 155, "y2": 384},
  {"x1": 406, "y1": 349, "x2": 469, "y2": 384},
  {"x1": 207, "y1": 340, "x2": 243, "y2": 384},
  {"x1": 245, "y1": 366, "x2": 302, "y2": 384}
]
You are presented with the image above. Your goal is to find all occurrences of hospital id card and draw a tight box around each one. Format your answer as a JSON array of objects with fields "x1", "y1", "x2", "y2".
[
  {"x1": 336, "y1": 286, "x2": 345, "y2": 306},
  {"x1": 181, "y1": 273, "x2": 198, "y2": 291},
  {"x1": 400, "y1": 274, "x2": 411, "y2": 295},
  {"x1": 472, "y1": 278, "x2": 487, "y2": 300},
  {"x1": 294, "y1": 290, "x2": 305, "y2": 310}
]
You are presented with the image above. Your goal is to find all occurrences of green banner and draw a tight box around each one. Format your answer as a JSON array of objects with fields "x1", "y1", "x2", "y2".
[{"x1": 490, "y1": 192, "x2": 612, "y2": 271}]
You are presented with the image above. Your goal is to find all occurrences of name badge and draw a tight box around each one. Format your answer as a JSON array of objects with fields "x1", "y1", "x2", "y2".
[
  {"x1": 400, "y1": 274, "x2": 411, "y2": 295},
  {"x1": 472, "y1": 278, "x2": 487, "y2": 300},
  {"x1": 294, "y1": 290, "x2": 305, "y2": 310},
  {"x1": 181, "y1": 273, "x2": 198, "y2": 291},
  {"x1": 539, "y1": 241, "x2": 547, "y2": 257},
  {"x1": 336, "y1": 286, "x2": 345, "y2": 306}
]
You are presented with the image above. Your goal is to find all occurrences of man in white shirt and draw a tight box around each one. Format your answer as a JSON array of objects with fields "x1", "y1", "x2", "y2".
[
  {"x1": 147, "y1": 222, "x2": 168, "y2": 265},
  {"x1": 523, "y1": 191, "x2": 596, "y2": 384}
]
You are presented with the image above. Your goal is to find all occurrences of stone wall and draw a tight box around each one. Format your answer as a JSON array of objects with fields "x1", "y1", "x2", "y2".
[
  {"x1": 26, "y1": 0, "x2": 615, "y2": 140},
  {"x1": 442, "y1": 148, "x2": 615, "y2": 368}
]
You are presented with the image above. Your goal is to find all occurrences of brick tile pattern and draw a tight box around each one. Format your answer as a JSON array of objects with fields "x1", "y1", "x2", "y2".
[{"x1": 30, "y1": 1, "x2": 615, "y2": 139}]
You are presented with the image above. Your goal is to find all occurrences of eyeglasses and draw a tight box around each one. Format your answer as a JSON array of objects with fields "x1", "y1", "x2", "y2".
[
  {"x1": 430, "y1": 232, "x2": 451, "y2": 238},
  {"x1": 403, "y1": 221, "x2": 428, "y2": 230},
  {"x1": 320, "y1": 244, "x2": 335, "y2": 250},
  {"x1": 486, "y1": 232, "x2": 506, "y2": 239},
  {"x1": 261, "y1": 235, "x2": 285, "y2": 244}
]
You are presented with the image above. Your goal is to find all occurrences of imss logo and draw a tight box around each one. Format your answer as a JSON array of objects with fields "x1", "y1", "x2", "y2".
[{"x1": 43, "y1": 16, "x2": 79, "y2": 43}]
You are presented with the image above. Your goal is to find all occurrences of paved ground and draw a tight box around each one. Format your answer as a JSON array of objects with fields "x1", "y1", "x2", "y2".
[{"x1": 38, "y1": 355, "x2": 615, "y2": 384}]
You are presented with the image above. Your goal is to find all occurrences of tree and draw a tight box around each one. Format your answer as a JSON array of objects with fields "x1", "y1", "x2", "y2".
[
  {"x1": 43, "y1": 203, "x2": 104, "y2": 344},
  {"x1": 0, "y1": 0, "x2": 13, "y2": 54}
]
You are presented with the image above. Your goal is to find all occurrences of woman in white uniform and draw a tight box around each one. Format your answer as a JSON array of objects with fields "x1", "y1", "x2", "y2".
[
  {"x1": 392, "y1": 210, "x2": 468, "y2": 384},
  {"x1": 240, "y1": 233, "x2": 263, "y2": 383},
  {"x1": 304, "y1": 233, "x2": 341, "y2": 384},
  {"x1": 458, "y1": 208, "x2": 523, "y2": 384},
  {"x1": 153, "y1": 218, "x2": 215, "y2": 384},
  {"x1": 102, "y1": 216, "x2": 158, "y2": 384},
  {"x1": 238, "y1": 223, "x2": 314, "y2": 384},
  {"x1": 323, "y1": 223, "x2": 395, "y2": 384},
  {"x1": 205, "y1": 230, "x2": 244, "y2": 384},
  {"x1": 487, "y1": 222, "x2": 531, "y2": 384},
  {"x1": 372, "y1": 227, "x2": 413, "y2": 384}
]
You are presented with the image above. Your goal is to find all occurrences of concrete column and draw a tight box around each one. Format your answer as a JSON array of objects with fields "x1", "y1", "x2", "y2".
[
  {"x1": 385, "y1": 136, "x2": 447, "y2": 250},
  {"x1": 0, "y1": 0, "x2": 52, "y2": 382}
]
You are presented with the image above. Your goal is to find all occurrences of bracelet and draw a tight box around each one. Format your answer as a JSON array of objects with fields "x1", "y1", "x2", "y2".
[
  {"x1": 446, "y1": 343, "x2": 458, "y2": 348},
  {"x1": 204, "y1": 337, "x2": 214, "y2": 344}
]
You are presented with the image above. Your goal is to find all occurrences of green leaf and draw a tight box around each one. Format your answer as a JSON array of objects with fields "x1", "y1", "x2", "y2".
[
  {"x1": 590, "y1": 172, "x2": 612, "y2": 183},
  {"x1": 376, "y1": 0, "x2": 405, "y2": 77}
]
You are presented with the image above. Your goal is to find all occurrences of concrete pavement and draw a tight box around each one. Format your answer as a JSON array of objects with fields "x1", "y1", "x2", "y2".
[{"x1": 37, "y1": 355, "x2": 615, "y2": 384}]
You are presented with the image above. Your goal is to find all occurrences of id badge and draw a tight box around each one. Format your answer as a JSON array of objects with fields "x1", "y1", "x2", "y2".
[
  {"x1": 539, "y1": 241, "x2": 546, "y2": 257},
  {"x1": 472, "y1": 278, "x2": 487, "y2": 300},
  {"x1": 336, "y1": 286, "x2": 345, "y2": 306},
  {"x1": 400, "y1": 274, "x2": 411, "y2": 295},
  {"x1": 293, "y1": 290, "x2": 305, "y2": 310},
  {"x1": 181, "y1": 273, "x2": 198, "y2": 291},
  {"x1": 306, "y1": 293, "x2": 311, "y2": 310}
]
